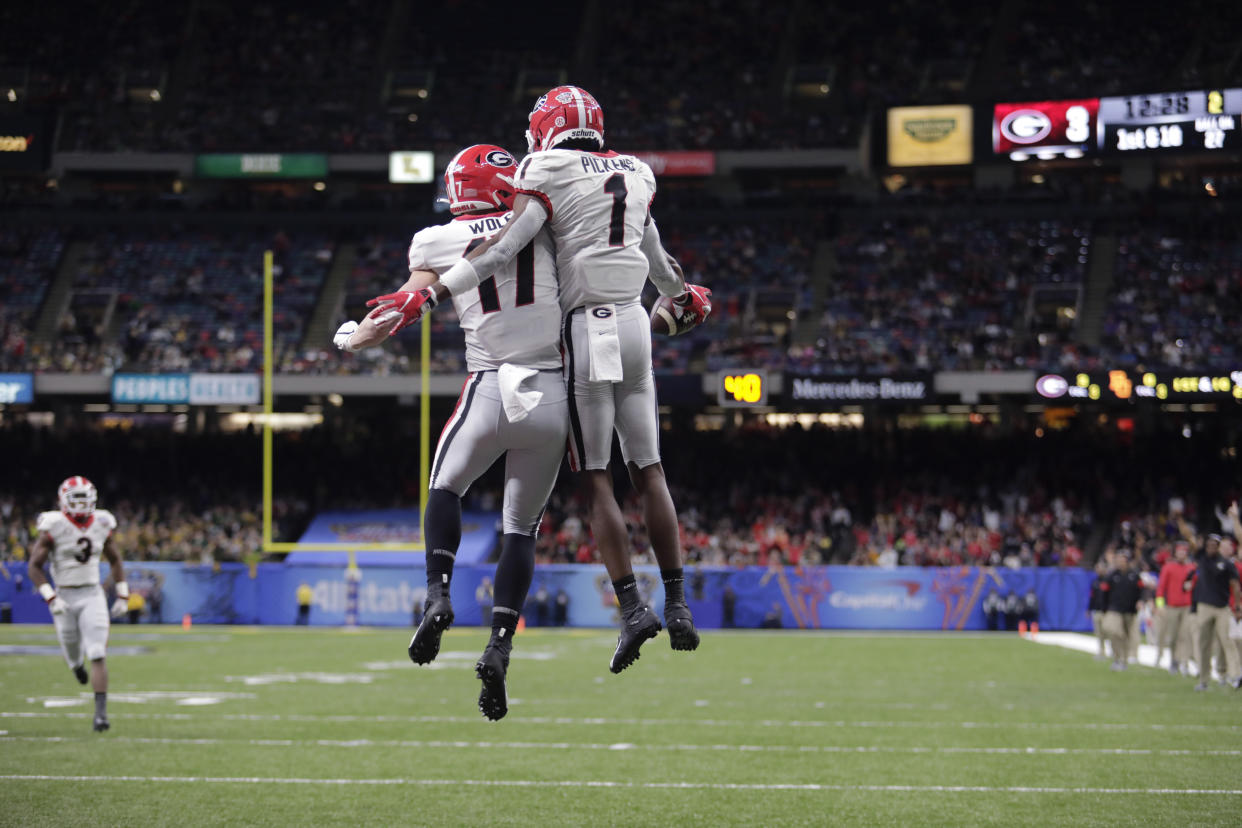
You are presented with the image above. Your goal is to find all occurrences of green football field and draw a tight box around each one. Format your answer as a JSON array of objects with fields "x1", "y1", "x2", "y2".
[{"x1": 0, "y1": 625, "x2": 1238, "y2": 827}]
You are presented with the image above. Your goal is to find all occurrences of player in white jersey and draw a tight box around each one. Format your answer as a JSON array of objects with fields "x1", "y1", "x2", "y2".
[
  {"x1": 27, "y1": 476, "x2": 128, "y2": 732},
  {"x1": 336, "y1": 144, "x2": 566, "y2": 719},
  {"x1": 372, "y1": 87, "x2": 713, "y2": 675}
]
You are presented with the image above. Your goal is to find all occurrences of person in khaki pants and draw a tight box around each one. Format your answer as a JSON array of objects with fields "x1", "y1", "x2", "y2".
[
  {"x1": 1156, "y1": 542, "x2": 1196, "y2": 674},
  {"x1": 1088, "y1": 560, "x2": 1110, "y2": 660},
  {"x1": 1103, "y1": 553, "x2": 1142, "y2": 672},
  {"x1": 1184, "y1": 531, "x2": 1242, "y2": 691}
]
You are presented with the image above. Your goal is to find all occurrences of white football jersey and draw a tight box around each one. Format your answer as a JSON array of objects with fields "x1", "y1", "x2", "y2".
[
  {"x1": 408, "y1": 210, "x2": 561, "y2": 372},
  {"x1": 515, "y1": 149, "x2": 657, "y2": 314},
  {"x1": 36, "y1": 510, "x2": 118, "y2": 588}
]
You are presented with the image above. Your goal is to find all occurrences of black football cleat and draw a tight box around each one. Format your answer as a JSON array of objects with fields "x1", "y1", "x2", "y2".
[
  {"x1": 664, "y1": 601, "x2": 700, "y2": 652},
  {"x1": 609, "y1": 605, "x2": 661, "y2": 674},
  {"x1": 475, "y1": 639, "x2": 512, "y2": 721},
  {"x1": 408, "y1": 584, "x2": 454, "y2": 665},
  {"x1": 92, "y1": 715, "x2": 110, "y2": 733},
  {"x1": 73, "y1": 664, "x2": 89, "y2": 685}
]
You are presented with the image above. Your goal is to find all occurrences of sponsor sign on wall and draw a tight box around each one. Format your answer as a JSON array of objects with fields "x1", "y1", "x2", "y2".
[
  {"x1": 789, "y1": 374, "x2": 931, "y2": 404},
  {"x1": 887, "y1": 105, "x2": 973, "y2": 166}
]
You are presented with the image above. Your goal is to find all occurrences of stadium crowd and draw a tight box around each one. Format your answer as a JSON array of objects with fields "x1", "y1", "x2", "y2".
[
  {"x1": 8, "y1": 0, "x2": 1238, "y2": 154},
  {"x1": 8, "y1": 211, "x2": 1239, "y2": 378}
]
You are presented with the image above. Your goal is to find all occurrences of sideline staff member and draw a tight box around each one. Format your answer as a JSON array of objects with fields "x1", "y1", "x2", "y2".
[
  {"x1": 1103, "y1": 553, "x2": 1142, "y2": 672},
  {"x1": 1184, "y1": 533, "x2": 1242, "y2": 691}
]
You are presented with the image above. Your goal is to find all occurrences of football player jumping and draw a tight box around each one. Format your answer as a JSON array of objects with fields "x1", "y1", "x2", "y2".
[
  {"x1": 367, "y1": 87, "x2": 712, "y2": 674},
  {"x1": 336, "y1": 145, "x2": 567, "y2": 720},
  {"x1": 27, "y1": 476, "x2": 128, "y2": 732}
]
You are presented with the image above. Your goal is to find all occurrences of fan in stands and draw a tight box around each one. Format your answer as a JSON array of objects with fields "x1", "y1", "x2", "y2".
[{"x1": 651, "y1": 284, "x2": 713, "y2": 336}]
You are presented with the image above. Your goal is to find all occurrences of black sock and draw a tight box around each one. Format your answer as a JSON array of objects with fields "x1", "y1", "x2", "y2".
[
  {"x1": 94, "y1": 691, "x2": 106, "y2": 718},
  {"x1": 661, "y1": 567, "x2": 686, "y2": 605},
  {"x1": 492, "y1": 533, "x2": 536, "y2": 626},
  {"x1": 613, "y1": 574, "x2": 641, "y2": 614},
  {"x1": 491, "y1": 609, "x2": 519, "y2": 647},
  {"x1": 424, "y1": 488, "x2": 461, "y2": 589}
]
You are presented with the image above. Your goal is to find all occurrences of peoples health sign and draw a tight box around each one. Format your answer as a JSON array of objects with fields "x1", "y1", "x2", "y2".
[
  {"x1": 112, "y1": 374, "x2": 259, "y2": 405},
  {"x1": 0, "y1": 373, "x2": 34, "y2": 404}
]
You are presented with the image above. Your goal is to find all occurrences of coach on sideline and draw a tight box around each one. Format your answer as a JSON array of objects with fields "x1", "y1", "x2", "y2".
[
  {"x1": 1102, "y1": 552, "x2": 1142, "y2": 672},
  {"x1": 1182, "y1": 520, "x2": 1242, "y2": 691}
]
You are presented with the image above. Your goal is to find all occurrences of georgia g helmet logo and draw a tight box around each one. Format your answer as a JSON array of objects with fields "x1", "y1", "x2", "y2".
[
  {"x1": 443, "y1": 144, "x2": 519, "y2": 215},
  {"x1": 484, "y1": 149, "x2": 514, "y2": 168}
]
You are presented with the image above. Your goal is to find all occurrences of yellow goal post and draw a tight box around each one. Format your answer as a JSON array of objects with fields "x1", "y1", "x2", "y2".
[{"x1": 260, "y1": 249, "x2": 430, "y2": 563}]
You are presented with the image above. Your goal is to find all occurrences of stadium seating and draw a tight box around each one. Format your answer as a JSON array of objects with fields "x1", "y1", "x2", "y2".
[
  {"x1": 0, "y1": 229, "x2": 63, "y2": 370},
  {"x1": 1099, "y1": 222, "x2": 1242, "y2": 370},
  {"x1": 30, "y1": 230, "x2": 333, "y2": 373},
  {"x1": 805, "y1": 217, "x2": 1091, "y2": 374}
]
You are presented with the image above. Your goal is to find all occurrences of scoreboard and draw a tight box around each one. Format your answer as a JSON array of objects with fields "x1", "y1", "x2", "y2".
[
  {"x1": 993, "y1": 88, "x2": 1241, "y2": 161},
  {"x1": 993, "y1": 99, "x2": 1099, "y2": 161},
  {"x1": 1098, "y1": 89, "x2": 1241, "y2": 154}
]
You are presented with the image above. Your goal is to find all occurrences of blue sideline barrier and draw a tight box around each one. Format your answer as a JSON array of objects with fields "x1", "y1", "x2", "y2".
[{"x1": 2, "y1": 561, "x2": 1094, "y2": 631}]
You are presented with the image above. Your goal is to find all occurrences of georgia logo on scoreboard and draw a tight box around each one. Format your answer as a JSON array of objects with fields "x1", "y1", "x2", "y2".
[{"x1": 1000, "y1": 110, "x2": 1052, "y2": 144}]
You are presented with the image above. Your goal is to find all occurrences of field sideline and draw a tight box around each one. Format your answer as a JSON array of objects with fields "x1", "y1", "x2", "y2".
[{"x1": 0, "y1": 625, "x2": 1238, "y2": 826}]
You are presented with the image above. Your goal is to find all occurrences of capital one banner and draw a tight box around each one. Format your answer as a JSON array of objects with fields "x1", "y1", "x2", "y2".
[{"x1": 6, "y1": 562, "x2": 1092, "y2": 631}]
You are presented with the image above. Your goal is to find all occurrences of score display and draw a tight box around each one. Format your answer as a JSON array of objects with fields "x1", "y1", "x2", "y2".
[
  {"x1": 992, "y1": 88, "x2": 1241, "y2": 160},
  {"x1": 992, "y1": 99, "x2": 1099, "y2": 161},
  {"x1": 1099, "y1": 89, "x2": 1241, "y2": 154}
]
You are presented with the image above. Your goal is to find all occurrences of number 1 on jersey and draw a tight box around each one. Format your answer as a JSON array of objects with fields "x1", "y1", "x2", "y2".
[{"x1": 604, "y1": 173, "x2": 627, "y2": 246}]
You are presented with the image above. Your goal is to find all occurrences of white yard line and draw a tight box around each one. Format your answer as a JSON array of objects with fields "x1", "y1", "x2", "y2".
[
  {"x1": 2, "y1": 734, "x2": 1239, "y2": 757},
  {"x1": 2, "y1": 709, "x2": 1237, "y2": 732},
  {"x1": 1, "y1": 774, "x2": 1239, "y2": 795},
  {"x1": 1035, "y1": 631, "x2": 1206, "y2": 675}
]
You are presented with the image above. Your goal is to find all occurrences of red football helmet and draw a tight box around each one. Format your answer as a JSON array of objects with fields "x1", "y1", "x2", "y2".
[
  {"x1": 525, "y1": 85, "x2": 605, "y2": 153},
  {"x1": 444, "y1": 144, "x2": 518, "y2": 215},
  {"x1": 58, "y1": 476, "x2": 97, "y2": 518}
]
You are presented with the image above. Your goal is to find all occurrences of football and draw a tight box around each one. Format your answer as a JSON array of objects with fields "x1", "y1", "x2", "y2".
[{"x1": 650, "y1": 295, "x2": 693, "y2": 336}]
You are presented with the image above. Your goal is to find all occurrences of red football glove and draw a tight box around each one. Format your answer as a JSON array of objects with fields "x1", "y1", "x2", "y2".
[
  {"x1": 672, "y1": 284, "x2": 713, "y2": 331},
  {"x1": 365, "y1": 288, "x2": 438, "y2": 334}
]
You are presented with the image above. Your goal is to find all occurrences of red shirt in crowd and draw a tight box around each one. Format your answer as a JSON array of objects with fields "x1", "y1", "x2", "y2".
[{"x1": 1156, "y1": 560, "x2": 1196, "y2": 607}]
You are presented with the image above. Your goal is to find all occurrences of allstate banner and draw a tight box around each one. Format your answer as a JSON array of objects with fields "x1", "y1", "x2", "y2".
[
  {"x1": 4, "y1": 562, "x2": 1094, "y2": 631},
  {"x1": 0, "y1": 373, "x2": 34, "y2": 404}
]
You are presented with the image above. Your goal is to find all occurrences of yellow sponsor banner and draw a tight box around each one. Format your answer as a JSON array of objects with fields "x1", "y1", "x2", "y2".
[{"x1": 887, "y1": 105, "x2": 973, "y2": 167}]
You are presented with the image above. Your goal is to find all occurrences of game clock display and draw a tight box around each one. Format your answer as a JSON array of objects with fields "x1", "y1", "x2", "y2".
[
  {"x1": 1098, "y1": 89, "x2": 1241, "y2": 154},
  {"x1": 993, "y1": 88, "x2": 1241, "y2": 160}
]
